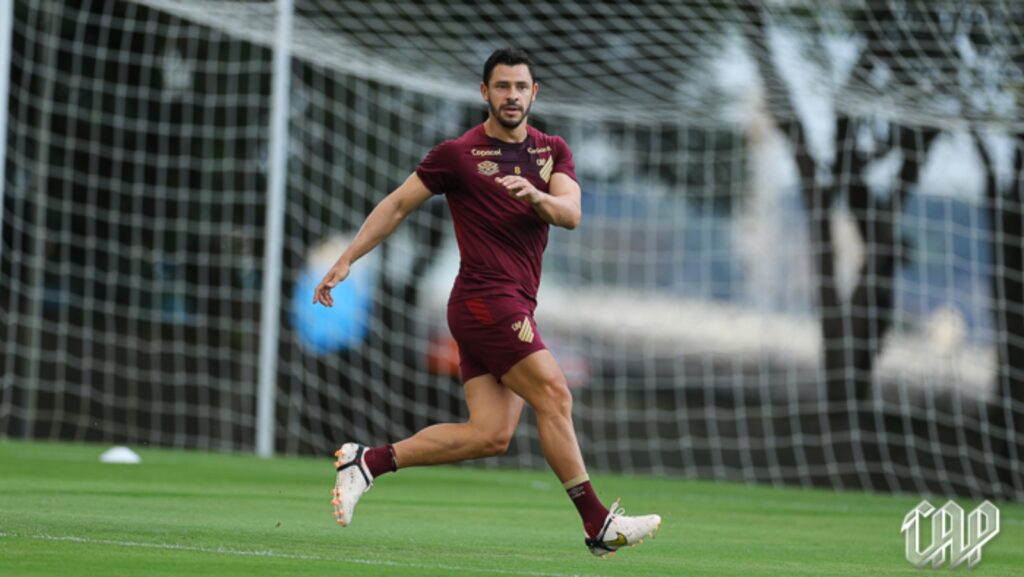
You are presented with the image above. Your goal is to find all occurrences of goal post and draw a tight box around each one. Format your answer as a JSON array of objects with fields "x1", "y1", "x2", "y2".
[
  {"x1": 0, "y1": 0, "x2": 13, "y2": 268},
  {"x1": 255, "y1": 0, "x2": 294, "y2": 458}
]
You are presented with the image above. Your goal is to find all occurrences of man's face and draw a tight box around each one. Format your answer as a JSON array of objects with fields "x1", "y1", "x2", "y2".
[{"x1": 482, "y1": 64, "x2": 537, "y2": 129}]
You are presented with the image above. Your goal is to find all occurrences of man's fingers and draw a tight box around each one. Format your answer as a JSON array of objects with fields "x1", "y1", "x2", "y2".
[
  {"x1": 497, "y1": 179, "x2": 527, "y2": 195},
  {"x1": 316, "y1": 290, "x2": 333, "y2": 307},
  {"x1": 313, "y1": 281, "x2": 331, "y2": 306},
  {"x1": 500, "y1": 177, "x2": 530, "y2": 190},
  {"x1": 314, "y1": 266, "x2": 349, "y2": 306}
]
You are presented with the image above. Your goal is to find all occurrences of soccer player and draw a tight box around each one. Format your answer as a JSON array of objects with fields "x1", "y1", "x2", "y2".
[{"x1": 313, "y1": 48, "x2": 661, "y2": 557}]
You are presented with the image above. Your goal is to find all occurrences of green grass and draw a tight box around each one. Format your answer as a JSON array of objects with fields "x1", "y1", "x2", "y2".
[{"x1": 0, "y1": 440, "x2": 1021, "y2": 576}]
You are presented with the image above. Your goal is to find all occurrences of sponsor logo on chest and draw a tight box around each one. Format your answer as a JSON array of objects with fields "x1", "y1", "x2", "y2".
[
  {"x1": 472, "y1": 148, "x2": 502, "y2": 157},
  {"x1": 477, "y1": 160, "x2": 499, "y2": 176},
  {"x1": 528, "y1": 145, "x2": 554, "y2": 182}
]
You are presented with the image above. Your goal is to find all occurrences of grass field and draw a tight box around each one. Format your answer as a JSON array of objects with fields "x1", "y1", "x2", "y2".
[{"x1": 1, "y1": 440, "x2": 1021, "y2": 576}]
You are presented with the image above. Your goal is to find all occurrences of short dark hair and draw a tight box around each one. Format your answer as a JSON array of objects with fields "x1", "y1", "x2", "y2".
[{"x1": 482, "y1": 48, "x2": 535, "y2": 86}]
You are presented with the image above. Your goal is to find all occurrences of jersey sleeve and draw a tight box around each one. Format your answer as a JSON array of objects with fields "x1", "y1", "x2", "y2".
[
  {"x1": 551, "y1": 136, "x2": 578, "y2": 183},
  {"x1": 415, "y1": 140, "x2": 456, "y2": 195}
]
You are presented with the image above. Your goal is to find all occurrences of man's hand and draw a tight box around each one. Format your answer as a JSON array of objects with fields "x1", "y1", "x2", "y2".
[
  {"x1": 496, "y1": 175, "x2": 542, "y2": 205},
  {"x1": 496, "y1": 172, "x2": 580, "y2": 229},
  {"x1": 313, "y1": 261, "x2": 351, "y2": 307}
]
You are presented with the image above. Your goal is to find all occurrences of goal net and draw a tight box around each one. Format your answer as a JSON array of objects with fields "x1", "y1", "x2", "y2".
[{"x1": 1, "y1": 0, "x2": 1021, "y2": 500}]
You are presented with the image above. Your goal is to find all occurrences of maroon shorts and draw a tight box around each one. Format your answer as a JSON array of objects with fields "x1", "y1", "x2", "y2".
[{"x1": 447, "y1": 297, "x2": 547, "y2": 383}]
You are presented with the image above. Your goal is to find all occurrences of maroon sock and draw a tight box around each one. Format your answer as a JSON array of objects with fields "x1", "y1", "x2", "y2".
[
  {"x1": 566, "y1": 479, "x2": 609, "y2": 538},
  {"x1": 363, "y1": 444, "x2": 398, "y2": 478}
]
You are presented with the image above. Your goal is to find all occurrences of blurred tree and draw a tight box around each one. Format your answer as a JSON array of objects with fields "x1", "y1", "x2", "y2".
[
  {"x1": 742, "y1": 2, "x2": 940, "y2": 490},
  {"x1": 974, "y1": 132, "x2": 1024, "y2": 494}
]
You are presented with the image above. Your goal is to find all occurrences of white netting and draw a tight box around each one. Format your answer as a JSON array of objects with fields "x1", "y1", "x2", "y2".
[
  {"x1": 0, "y1": 0, "x2": 270, "y2": 448},
  {"x1": 1, "y1": 0, "x2": 1021, "y2": 499}
]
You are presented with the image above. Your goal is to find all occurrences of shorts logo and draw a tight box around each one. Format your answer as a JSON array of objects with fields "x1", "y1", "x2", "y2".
[
  {"x1": 538, "y1": 156, "x2": 554, "y2": 182},
  {"x1": 477, "y1": 160, "x2": 499, "y2": 176},
  {"x1": 511, "y1": 316, "x2": 534, "y2": 343}
]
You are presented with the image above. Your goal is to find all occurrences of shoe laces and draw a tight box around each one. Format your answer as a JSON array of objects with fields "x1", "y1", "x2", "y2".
[{"x1": 608, "y1": 498, "x2": 625, "y2": 519}]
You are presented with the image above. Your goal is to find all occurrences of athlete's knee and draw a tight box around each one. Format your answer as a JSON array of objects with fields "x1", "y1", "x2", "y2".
[
  {"x1": 531, "y1": 377, "x2": 573, "y2": 419},
  {"x1": 479, "y1": 428, "x2": 514, "y2": 457},
  {"x1": 466, "y1": 422, "x2": 514, "y2": 458}
]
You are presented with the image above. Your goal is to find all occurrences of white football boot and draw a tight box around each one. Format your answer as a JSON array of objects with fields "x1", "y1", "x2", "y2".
[
  {"x1": 584, "y1": 499, "x2": 662, "y2": 558},
  {"x1": 330, "y1": 442, "x2": 373, "y2": 526}
]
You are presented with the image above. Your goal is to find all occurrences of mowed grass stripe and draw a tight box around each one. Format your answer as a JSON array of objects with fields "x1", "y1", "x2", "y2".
[
  {"x1": 0, "y1": 532, "x2": 614, "y2": 577},
  {"x1": 1, "y1": 440, "x2": 1021, "y2": 577}
]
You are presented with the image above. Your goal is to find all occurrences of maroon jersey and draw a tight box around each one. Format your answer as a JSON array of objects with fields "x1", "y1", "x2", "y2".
[{"x1": 416, "y1": 124, "x2": 577, "y2": 309}]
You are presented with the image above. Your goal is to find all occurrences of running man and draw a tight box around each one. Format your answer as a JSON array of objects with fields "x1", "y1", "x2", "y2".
[{"x1": 313, "y1": 48, "x2": 661, "y2": 557}]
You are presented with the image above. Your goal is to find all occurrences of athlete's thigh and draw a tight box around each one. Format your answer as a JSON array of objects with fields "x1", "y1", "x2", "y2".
[
  {"x1": 498, "y1": 349, "x2": 567, "y2": 406},
  {"x1": 464, "y1": 373, "x2": 525, "y2": 434}
]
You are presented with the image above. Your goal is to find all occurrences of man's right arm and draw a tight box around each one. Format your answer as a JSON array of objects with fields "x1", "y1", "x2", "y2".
[{"x1": 313, "y1": 172, "x2": 435, "y2": 307}]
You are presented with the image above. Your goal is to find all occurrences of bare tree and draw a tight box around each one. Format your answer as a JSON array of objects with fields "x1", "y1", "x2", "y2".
[
  {"x1": 742, "y1": 3, "x2": 941, "y2": 489},
  {"x1": 974, "y1": 132, "x2": 1024, "y2": 495}
]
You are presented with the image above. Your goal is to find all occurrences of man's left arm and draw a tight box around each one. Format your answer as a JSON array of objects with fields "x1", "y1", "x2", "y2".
[{"x1": 497, "y1": 172, "x2": 581, "y2": 230}]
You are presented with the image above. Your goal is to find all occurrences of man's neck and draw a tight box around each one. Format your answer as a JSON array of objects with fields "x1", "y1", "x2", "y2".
[{"x1": 483, "y1": 117, "x2": 528, "y2": 143}]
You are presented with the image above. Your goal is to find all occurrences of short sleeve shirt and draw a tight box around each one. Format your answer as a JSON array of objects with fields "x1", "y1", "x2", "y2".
[{"x1": 416, "y1": 124, "x2": 577, "y2": 309}]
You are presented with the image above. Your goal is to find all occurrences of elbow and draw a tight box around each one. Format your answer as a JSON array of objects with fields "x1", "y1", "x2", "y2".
[{"x1": 562, "y1": 212, "x2": 581, "y2": 230}]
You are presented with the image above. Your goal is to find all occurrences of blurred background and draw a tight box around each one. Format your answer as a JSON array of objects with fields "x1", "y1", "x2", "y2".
[{"x1": 0, "y1": 0, "x2": 1021, "y2": 500}]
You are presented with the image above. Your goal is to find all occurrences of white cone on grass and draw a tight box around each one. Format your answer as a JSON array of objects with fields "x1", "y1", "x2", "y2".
[{"x1": 100, "y1": 446, "x2": 141, "y2": 464}]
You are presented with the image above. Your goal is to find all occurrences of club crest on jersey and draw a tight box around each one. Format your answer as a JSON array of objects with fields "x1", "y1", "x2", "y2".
[
  {"x1": 477, "y1": 160, "x2": 499, "y2": 176},
  {"x1": 538, "y1": 156, "x2": 554, "y2": 182}
]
